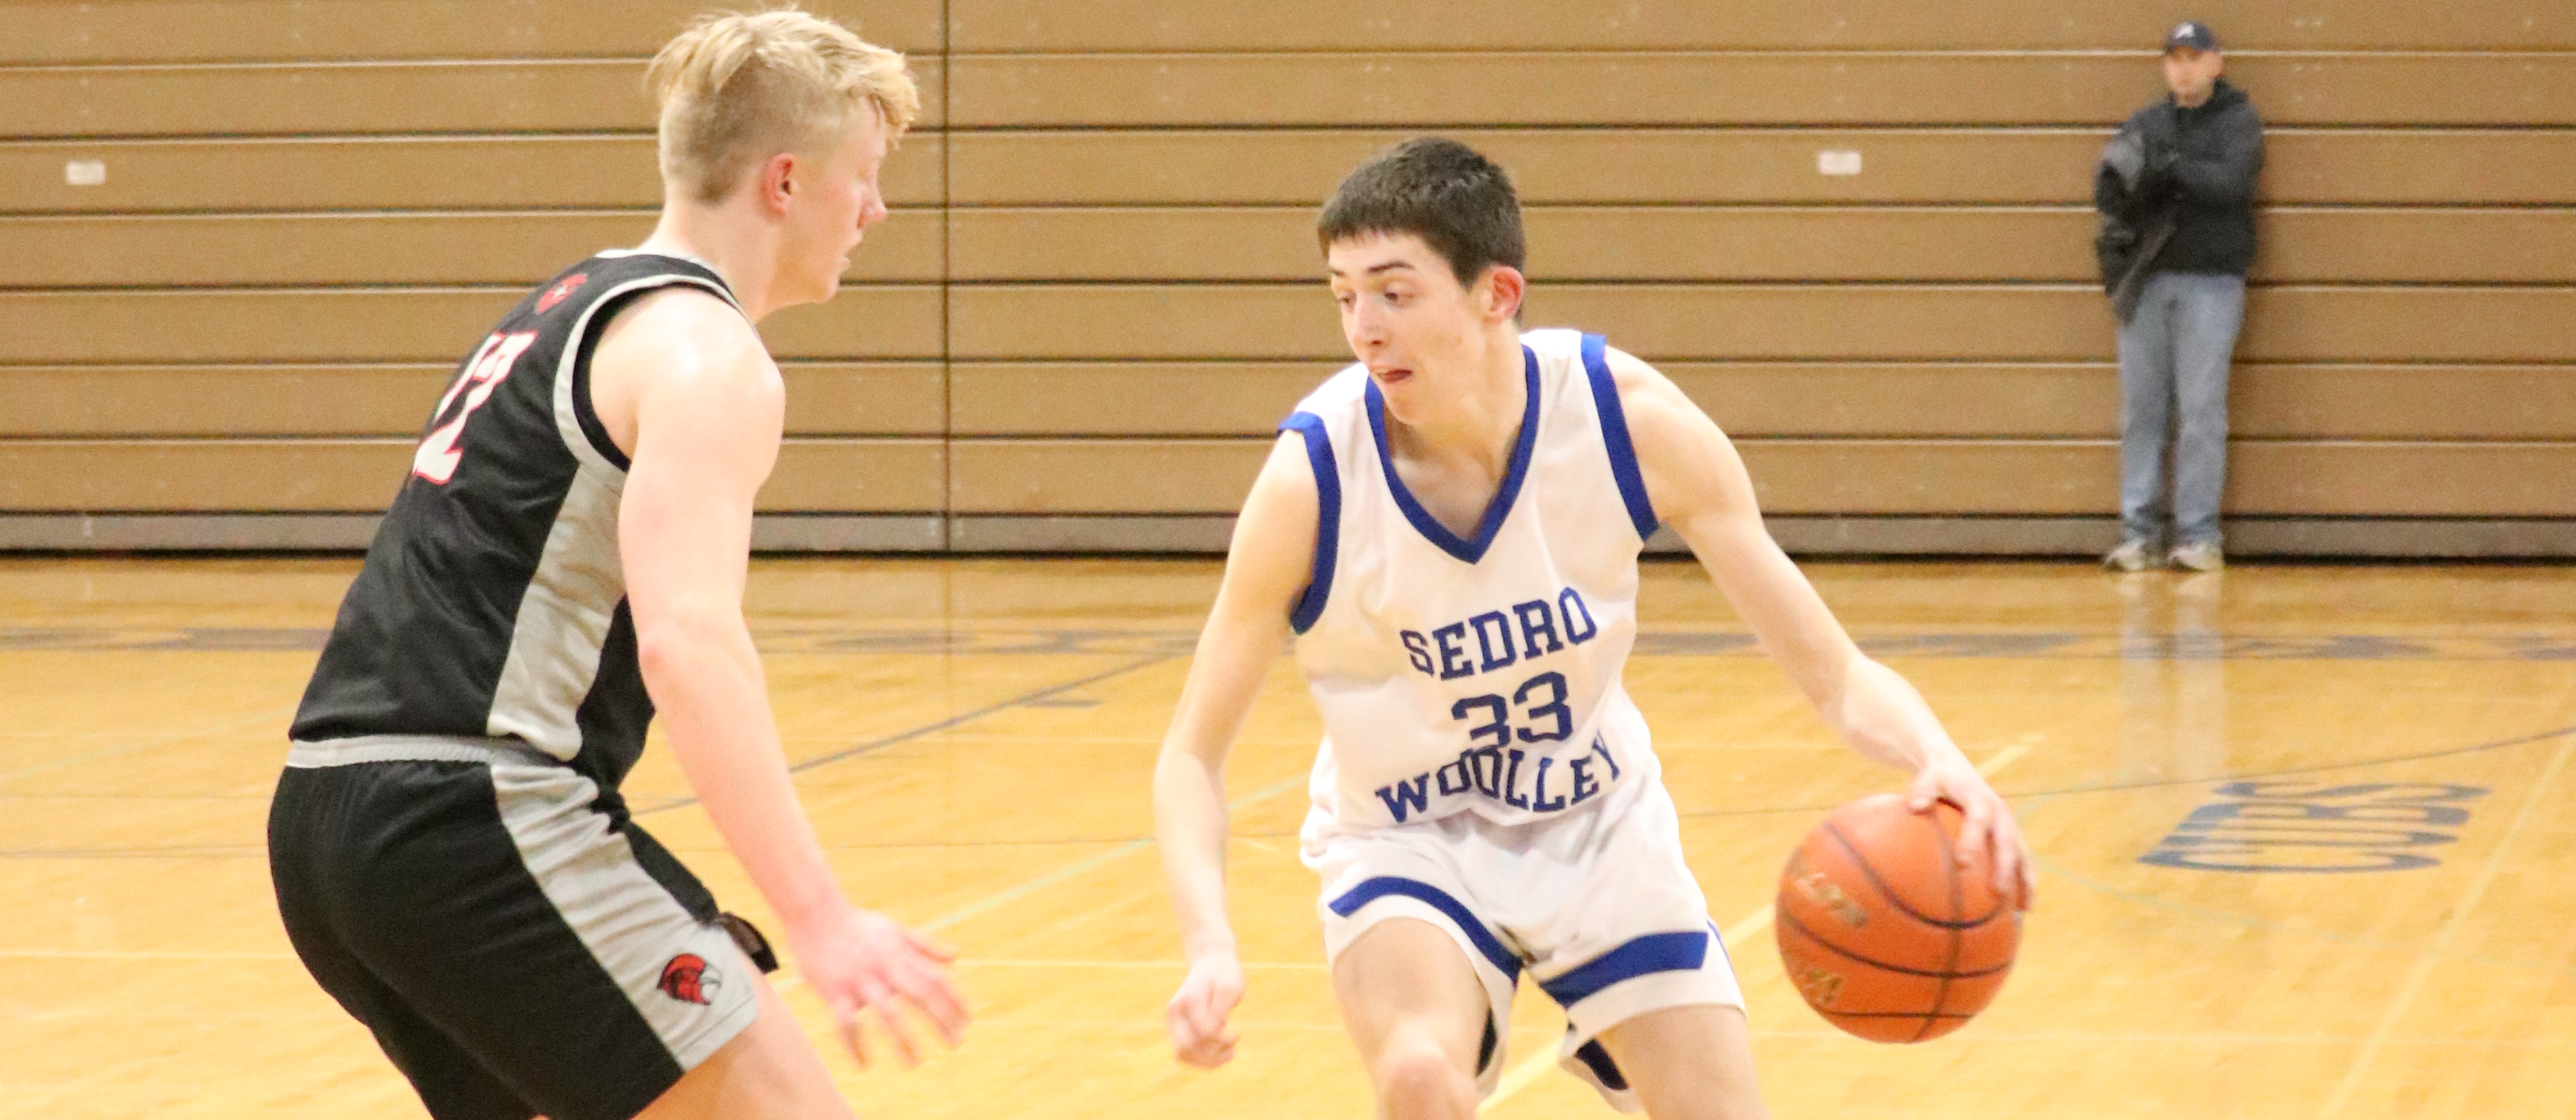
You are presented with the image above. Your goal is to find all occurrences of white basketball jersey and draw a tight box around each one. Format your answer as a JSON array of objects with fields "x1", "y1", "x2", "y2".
[{"x1": 1284, "y1": 328, "x2": 1663, "y2": 838}]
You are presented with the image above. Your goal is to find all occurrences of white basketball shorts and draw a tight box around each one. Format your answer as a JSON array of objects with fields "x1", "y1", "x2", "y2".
[{"x1": 1303, "y1": 775, "x2": 1743, "y2": 1112}]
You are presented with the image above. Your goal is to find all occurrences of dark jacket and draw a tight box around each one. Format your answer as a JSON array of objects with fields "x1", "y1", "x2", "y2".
[{"x1": 2098, "y1": 79, "x2": 2265, "y2": 278}]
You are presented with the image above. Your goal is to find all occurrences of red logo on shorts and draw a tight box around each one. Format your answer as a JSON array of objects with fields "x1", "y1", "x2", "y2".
[
  {"x1": 536, "y1": 272, "x2": 588, "y2": 314},
  {"x1": 659, "y1": 953, "x2": 721, "y2": 1005}
]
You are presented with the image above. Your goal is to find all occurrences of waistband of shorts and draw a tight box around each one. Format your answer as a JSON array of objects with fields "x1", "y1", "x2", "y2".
[{"x1": 286, "y1": 734, "x2": 567, "y2": 770}]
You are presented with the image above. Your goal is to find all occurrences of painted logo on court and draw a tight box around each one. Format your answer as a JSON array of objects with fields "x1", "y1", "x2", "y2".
[
  {"x1": 659, "y1": 953, "x2": 722, "y2": 1004},
  {"x1": 2140, "y1": 782, "x2": 2488, "y2": 873}
]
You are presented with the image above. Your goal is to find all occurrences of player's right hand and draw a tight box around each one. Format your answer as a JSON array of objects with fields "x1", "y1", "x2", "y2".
[
  {"x1": 788, "y1": 905, "x2": 969, "y2": 1069},
  {"x1": 1165, "y1": 953, "x2": 1245, "y2": 1068}
]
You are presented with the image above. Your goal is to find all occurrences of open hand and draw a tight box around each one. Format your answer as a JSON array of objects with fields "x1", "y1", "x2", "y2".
[{"x1": 788, "y1": 905, "x2": 969, "y2": 1068}]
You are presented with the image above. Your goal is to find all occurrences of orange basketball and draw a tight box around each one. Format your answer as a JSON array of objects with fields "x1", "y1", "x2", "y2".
[{"x1": 1774, "y1": 793, "x2": 2020, "y2": 1043}]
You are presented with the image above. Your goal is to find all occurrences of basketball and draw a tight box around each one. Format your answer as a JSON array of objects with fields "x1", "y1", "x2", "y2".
[{"x1": 1774, "y1": 793, "x2": 2021, "y2": 1043}]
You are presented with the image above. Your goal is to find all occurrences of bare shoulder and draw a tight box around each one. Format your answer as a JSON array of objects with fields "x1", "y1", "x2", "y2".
[
  {"x1": 1597, "y1": 343, "x2": 1757, "y2": 530},
  {"x1": 1217, "y1": 433, "x2": 1325, "y2": 616},
  {"x1": 589, "y1": 287, "x2": 780, "y2": 453},
  {"x1": 1237, "y1": 433, "x2": 1323, "y2": 555},
  {"x1": 595, "y1": 287, "x2": 775, "y2": 387},
  {"x1": 1600, "y1": 344, "x2": 1725, "y2": 451}
]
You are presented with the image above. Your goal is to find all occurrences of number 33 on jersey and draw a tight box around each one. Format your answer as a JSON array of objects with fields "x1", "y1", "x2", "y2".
[{"x1": 1287, "y1": 330, "x2": 1667, "y2": 836}]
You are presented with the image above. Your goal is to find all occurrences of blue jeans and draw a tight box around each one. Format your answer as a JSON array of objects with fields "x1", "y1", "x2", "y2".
[{"x1": 2117, "y1": 272, "x2": 2245, "y2": 547}]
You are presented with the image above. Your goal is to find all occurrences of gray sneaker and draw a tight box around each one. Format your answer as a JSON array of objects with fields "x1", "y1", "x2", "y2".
[
  {"x1": 2170, "y1": 541, "x2": 2225, "y2": 571},
  {"x1": 2103, "y1": 538, "x2": 2157, "y2": 573}
]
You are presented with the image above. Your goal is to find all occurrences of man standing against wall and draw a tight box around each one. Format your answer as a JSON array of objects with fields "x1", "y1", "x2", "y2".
[{"x1": 2099, "y1": 21, "x2": 2264, "y2": 572}]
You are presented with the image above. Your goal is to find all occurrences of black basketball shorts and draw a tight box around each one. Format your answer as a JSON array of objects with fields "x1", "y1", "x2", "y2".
[{"x1": 268, "y1": 736, "x2": 773, "y2": 1120}]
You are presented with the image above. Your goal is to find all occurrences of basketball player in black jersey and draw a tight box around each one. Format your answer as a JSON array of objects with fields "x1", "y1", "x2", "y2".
[{"x1": 267, "y1": 12, "x2": 963, "y2": 1119}]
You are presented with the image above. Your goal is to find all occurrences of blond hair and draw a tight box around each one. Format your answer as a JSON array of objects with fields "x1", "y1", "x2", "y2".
[{"x1": 647, "y1": 8, "x2": 920, "y2": 203}]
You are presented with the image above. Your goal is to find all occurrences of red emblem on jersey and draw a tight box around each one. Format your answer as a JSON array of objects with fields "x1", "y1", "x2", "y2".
[
  {"x1": 536, "y1": 272, "x2": 589, "y2": 314},
  {"x1": 659, "y1": 953, "x2": 720, "y2": 1005}
]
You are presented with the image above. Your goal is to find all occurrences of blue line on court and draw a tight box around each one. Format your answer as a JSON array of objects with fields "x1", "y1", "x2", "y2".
[{"x1": 632, "y1": 650, "x2": 1186, "y2": 817}]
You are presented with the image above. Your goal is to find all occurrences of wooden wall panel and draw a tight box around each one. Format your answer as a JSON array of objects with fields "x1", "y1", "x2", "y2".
[
  {"x1": 2264, "y1": 131, "x2": 2576, "y2": 205},
  {"x1": 950, "y1": 440, "x2": 1269, "y2": 514},
  {"x1": 760, "y1": 440, "x2": 948, "y2": 513},
  {"x1": 0, "y1": 437, "x2": 946, "y2": 512},
  {"x1": 943, "y1": 363, "x2": 2576, "y2": 441},
  {"x1": 1752, "y1": 441, "x2": 2576, "y2": 517},
  {"x1": 948, "y1": 0, "x2": 2576, "y2": 52},
  {"x1": 0, "y1": 287, "x2": 943, "y2": 363},
  {"x1": 946, "y1": 129, "x2": 2576, "y2": 207},
  {"x1": 949, "y1": 287, "x2": 1344, "y2": 361},
  {"x1": 17, "y1": 205, "x2": 2549, "y2": 291},
  {"x1": 780, "y1": 365, "x2": 947, "y2": 437},
  {"x1": 16, "y1": 362, "x2": 2546, "y2": 444},
  {"x1": 1738, "y1": 440, "x2": 2116, "y2": 514},
  {"x1": 950, "y1": 285, "x2": 2576, "y2": 364},
  {"x1": 1, "y1": 366, "x2": 453, "y2": 437},
  {"x1": 1546, "y1": 286, "x2": 2576, "y2": 364},
  {"x1": 2231, "y1": 288, "x2": 2576, "y2": 365},
  {"x1": 1681, "y1": 365, "x2": 2114, "y2": 438},
  {"x1": 4, "y1": 0, "x2": 2566, "y2": 546},
  {"x1": 947, "y1": 438, "x2": 2111, "y2": 516},
  {"x1": 2228, "y1": 443, "x2": 2576, "y2": 517},
  {"x1": 951, "y1": 363, "x2": 1335, "y2": 435},
  {"x1": 17, "y1": 437, "x2": 2555, "y2": 518},
  {"x1": 0, "y1": 439, "x2": 412, "y2": 511},
  {"x1": 14, "y1": 129, "x2": 2550, "y2": 216},
  {"x1": 947, "y1": 54, "x2": 2572, "y2": 128},
  {"x1": 2230, "y1": 366, "x2": 2576, "y2": 441},
  {"x1": 0, "y1": 135, "x2": 947, "y2": 214},
  {"x1": 1695, "y1": 364, "x2": 2576, "y2": 441},
  {"x1": 0, "y1": 0, "x2": 945, "y2": 63},
  {"x1": 0, "y1": 211, "x2": 943, "y2": 287},
  {"x1": 949, "y1": 207, "x2": 2576, "y2": 283},
  {"x1": 0, "y1": 363, "x2": 946, "y2": 437},
  {"x1": 947, "y1": 207, "x2": 2091, "y2": 282},
  {"x1": 0, "y1": 58, "x2": 945, "y2": 139},
  {"x1": 2255, "y1": 209, "x2": 2576, "y2": 283}
]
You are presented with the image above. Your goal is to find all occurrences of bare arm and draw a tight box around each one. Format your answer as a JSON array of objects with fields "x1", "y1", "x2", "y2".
[
  {"x1": 1155, "y1": 433, "x2": 1318, "y2": 1067},
  {"x1": 1609, "y1": 348, "x2": 2033, "y2": 905},
  {"x1": 591, "y1": 290, "x2": 967, "y2": 1065}
]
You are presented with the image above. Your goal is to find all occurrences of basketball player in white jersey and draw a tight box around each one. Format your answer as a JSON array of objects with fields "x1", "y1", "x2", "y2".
[
  {"x1": 269, "y1": 13, "x2": 962, "y2": 1119},
  {"x1": 1152, "y1": 138, "x2": 2037, "y2": 1118}
]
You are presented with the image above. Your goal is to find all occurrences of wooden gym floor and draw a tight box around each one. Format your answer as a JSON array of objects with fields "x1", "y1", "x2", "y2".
[{"x1": 1, "y1": 556, "x2": 2570, "y2": 1119}]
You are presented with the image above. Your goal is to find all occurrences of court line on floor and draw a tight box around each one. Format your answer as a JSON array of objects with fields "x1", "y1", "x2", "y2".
[
  {"x1": 635, "y1": 650, "x2": 1188, "y2": 817},
  {"x1": 769, "y1": 769, "x2": 1309, "y2": 1004},
  {"x1": 0, "y1": 706, "x2": 289, "y2": 786},
  {"x1": 2314, "y1": 731, "x2": 2576, "y2": 1119},
  {"x1": 916, "y1": 770, "x2": 1307, "y2": 937},
  {"x1": 1481, "y1": 743, "x2": 2033, "y2": 1112}
]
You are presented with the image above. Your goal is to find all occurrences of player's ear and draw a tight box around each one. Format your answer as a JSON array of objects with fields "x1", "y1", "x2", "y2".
[
  {"x1": 1477, "y1": 265, "x2": 1526, "y2": 325},
  {"x1": 755, "y1": 151, "x2": 799, "y2": 216}
]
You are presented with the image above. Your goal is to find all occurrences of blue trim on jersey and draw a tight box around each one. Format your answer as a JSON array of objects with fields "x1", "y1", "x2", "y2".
[
  {"x1": 1327, "y1": 876, "x2": 1522, "y2": 981},
  {"x1": 1364, "y1": 345, "x2": 1541, "y2": 564},
  {"x1": 1278, "y1": 411, "x2": 1340, "y2": 634},
  {"x1": 1535, "y1": 927, "x2": 1709, "y2": 1007},
  {"x1": 1580, "y1": 334, "x2": 1660, "y2": 542}
]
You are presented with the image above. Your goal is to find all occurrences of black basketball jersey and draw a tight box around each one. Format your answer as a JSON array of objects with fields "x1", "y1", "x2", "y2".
[{"x1": 291, "y1": 251, "x2": 741, "y2": 795}]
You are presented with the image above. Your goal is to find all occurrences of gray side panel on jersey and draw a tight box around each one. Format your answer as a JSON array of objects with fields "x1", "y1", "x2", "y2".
[
  {"x1": 486, "y1": 467, "x2": 625, "y2": 756},
  {"x1": 486, "y1": 272, "x2": 738, "y2": 756},
  {"x1": 489, "y1": 759, "x2": 758, "y2": 1070}
]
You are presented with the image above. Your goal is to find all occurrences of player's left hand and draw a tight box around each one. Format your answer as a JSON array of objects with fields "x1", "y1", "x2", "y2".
[{"x1": 1909, "y1": 756, "x2": 2036, "y2": 910}]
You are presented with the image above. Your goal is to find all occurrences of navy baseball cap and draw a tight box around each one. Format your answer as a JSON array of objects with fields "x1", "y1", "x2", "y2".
[{"x1": 2163, "y1": 21, "x2": 2221, "y2": 53}]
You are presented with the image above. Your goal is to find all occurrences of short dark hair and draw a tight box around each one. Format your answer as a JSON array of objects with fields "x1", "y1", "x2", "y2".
[{"x1": 1317, "y1": 137, "x2": 1525, "y2": 287}]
